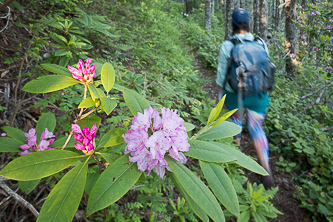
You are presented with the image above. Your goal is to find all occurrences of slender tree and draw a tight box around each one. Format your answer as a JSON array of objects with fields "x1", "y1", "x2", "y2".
[
  {"x1": 225, "y1": 0, "x2": 233, "y2": 39},
  {"x1": 240, "y1": 0, "x2": 244, "y2": 8},
  {"x1": 274, "y1": 0, "x2": 280, "y2": 31},
  {"x1": 185, "y1": 0, "x2": 192, "y2": 15},
  {"x1": 253, "y1": 0, "x2": 260, "y2": 35},
  {"x1": 205, "y1": 0, "x2": 212, "y2": 30},
  {"x1": 285, "y1": 0, "x2": 297, "y2": 77},
  {"x1": 259, "y1": 0, "x2": 268, "y2": 41}
]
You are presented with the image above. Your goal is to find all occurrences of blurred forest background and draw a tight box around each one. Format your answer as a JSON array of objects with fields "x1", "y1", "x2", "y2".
[{"x1": 0, "y1": 0, "x2": 332, "y2": 221}]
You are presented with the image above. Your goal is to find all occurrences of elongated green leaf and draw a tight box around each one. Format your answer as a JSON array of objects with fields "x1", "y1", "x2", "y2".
[
  {"x1": 101, "y1": 97, "x2": 117, "y2": 115},
  {"x1": 214, "y1": 94, "x2": 226, "y2": 120},
  {"x1": 97, "y1": 128, "x2": 126, "y2": 148},
  {"x1": 113, "y1": 83, "x2": 124, "y2": 92},
  {"x1": 0, "y1": 150, "x2": 84, "y2": 181},
  {"x1": 184, "y1": 122, "x2": 195, "y2": 132},
  {"x1": 200, "y1": 161, "x2": 239, "y2": 217},
  {"x1": 22, "y1": 75, "x2": 80, "y2": 93},
  {"x1": 168, "y1": 172, "x2": 209, "y2": 222},
  {"x1": 197, "y1": 121, "x2": 242, "y2": 140},
  {"x1": 36, "y1": 112, "x2": 56, "y2": 141},
  {"x1": 41, "y1": 63, "x2": 72, "y2": 77},
  {"x1": 11, "y1": 1, "x2": 24, "y2": 12},
  {"x1": 186, "y1": 140, "x2": 236, "y2": 163},
  {"x1": 0, "y1": 137, "x2": 24, "y2": 152},
  {"x1": 207, "y1": 107, "x2": 217, "y2": 126},
  {"x1": 1, "y1": 126, "x2": 26, "y2": 143},
  {"x1": 101, "y1": 63, "x2": 115, "y2": 93},
  {"x1": 50, "y1": 136, "x2": 75, "y2": 149},
  {"x1": 211, "y1": 142, "x2": 268, "y2": 176},
  {"x1": 37, "y1": 158, "x2": 89, "y2": 222},
  {"x1": 212, "y1": 109, "x2": 238, "y2": 127},
  {"x1": 86, "y1": 154, "x2": 142, "y2": 216},
  {"x1": 166, "y1": 156, "x2": 225, "y2": 222},
  {"x1": 78, "y1": 97, "x2": 95, "y2": 108},
  {"x1": 87, "y1": 84, "x2": 99, "y2": 102},
  {"x1": 19, "y1": 179, "x2": 40, "y2": 195},
  {"x1": 85, "y1": 170, "x2": 100, "y2": 195},
  {"x1": 96, "y1": 152, "x2": 121, "y2": 164},
  {"x1": 238, "y1": 210, "x2": 251, "y2": 222},
  {"x1": 123, "y1": 88, "x2": 150, "y2": 116},
  {"x1": 77, "y1": 116, "x2": 101, "y2": 131},
  {"x1": 252, "y1": 212, "x2": 268, "y2": 222},
  {"x1": 55, "y1": 48, "x2": 68, "y2": 56}
]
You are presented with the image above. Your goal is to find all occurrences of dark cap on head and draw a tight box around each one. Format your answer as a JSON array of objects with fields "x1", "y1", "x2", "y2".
[{"x1": 232, "y1": 8, "x2": 250, "y2": 27}]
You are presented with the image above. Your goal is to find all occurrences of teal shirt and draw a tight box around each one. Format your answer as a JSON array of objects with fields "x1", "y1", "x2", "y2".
[{"x1": 216, "y1": 33, "x2": 270, "y2": 113}]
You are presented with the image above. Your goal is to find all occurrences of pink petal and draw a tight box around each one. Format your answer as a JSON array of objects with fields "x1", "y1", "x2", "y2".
[
  {"x1": 19, "y1": 144, "x2": 30, "y2": 150},
  {"x1": 20, "y1": 150, "x2": 31, "y2": 156},
  {"x1": 74, "y1": 143, "x2": 85, "y2": 150},
  {"x1": 71, "y1": 124, "x2": 82, "y2": 134},
  {"x1": 83, "y1": 137, "x2": 90, "y2": 146},
  {"x1": 68, "y1": 65, "x2": 78, "y2": 73},
  {"x1": 77, "y1": 59, "x2": 85, "y2": 71},
  {"x1": 74, "y1": 133, "x2": 84, "y2": 143},
  {"x1": 87, "y1": 143, "x2": 94, "y2": 151},
  {"x1": 85, "y1": 58, "x2": 91, "y2": 68},
  {"x1": 87, "y1": 64, "x2": 95, "y2": 73}
]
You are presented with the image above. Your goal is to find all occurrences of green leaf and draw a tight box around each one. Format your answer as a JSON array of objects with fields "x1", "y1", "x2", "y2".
[
  {"x1": 97, "y1": 128, "x2": 126, "y2": 148},
  {"x1": 36, "y1": 112, "x2": 56, "y2": 141},
  {"x1": 197, "y1": 121, "x2": 242, "y2": 140},
  {"x1": 123, "y1": 88, "x2": 150, "y2": 116},
  {"x1": 59, "y1": 56, "x2": 70, "y2": 67},
  {"x1": 1, "y1": 126, "x2": 26, "y2": 143},
  {"x1": 77, "y1": 116, "x2": 101, "y2": 131},
  {"x1": 212, "y1": 109, "x2": 238, "y2": 127},
  {"x1": 87, "y1": 84, "x2": 100, "y2": 102},
  {"x1": 0, "y1": 137, "x2": 24, "y2": 152},
  {"x1": 55, "y1": 48, "x2": 68, "y2": 57},
  {"x1": 207, "y1": 107, "x2": 217, "y2": 126},
  {"x1": 11, "y1": 1, "x2": 24, "y2": 12},
  {"x1": 237, "y1": 210, "x2": 251, "y2": 222},
  {"x1": 37, "y1": 158, "x2": 89, "y2": 222},
  {"x1": 101, "y1": 97, "x2": 117, "y2": 115},
  {"x1": 113, "y1": 83, "x2": 124, "y2": 92},
  {"x1": 41, "y1": 64, "x2": 72, "y2": 77},
  {"x1": 22, "y1": 75, "x2": 80, "y2": 93},
  {"x1": 0, "y1": 150, "x2": 84, "y2": 181},
  {"x1": 19, "y1": 179, "x2": 40, "y2": 194},
  {"x1": 168, "y1": 172, "x2": 209, "y2": 222},
  {"x1": 200, "y1": 161, "x2": 239, "y2": 217},
  {"x1": 252, "y1": 212, "x2": 268, "y2": 222},
  {"x1": 50, "y1": 136, "x2": 75, "y2": 149},
  {"x1": 185, "y1": 140, "x2": 236, "y2": 163},
  {"x1": 86, "y1": 154, "x2": 142, "y2": 216},
  {"x1": 78, "y1": 97, "x2": 95, "y2": 108},
  {"x1": 85, "y1": 170, "x2": 100, "y2": 195},
  {"x1": 184, "y1": 122, "x2": 195, "y2": 132},
  {"x1": 101, "y1": 63, "x2": 115, "y2": 93},
  {"x1": 166, "y1": 156, "x2": 225, "y2": 222},
  {"x1": 96, "y1": 152, "x2": 121, "y2": 164},
  {"x1": 212, "y1": 142, "x2": 268, "y2": 176},
  {"x1": 50, "y1": 33, "x2": 68, "y2": 44}
]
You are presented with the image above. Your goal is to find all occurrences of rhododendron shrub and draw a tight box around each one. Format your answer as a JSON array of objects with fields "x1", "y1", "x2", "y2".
[{"x1": 0, "y1": 59, "x2": 268, "y2": 222}]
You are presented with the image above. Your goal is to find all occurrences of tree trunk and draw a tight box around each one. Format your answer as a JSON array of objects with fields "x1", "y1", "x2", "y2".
[
  {"x1": 205, "y1": 0, "x2": 212, "y2": 30},
  {"x1": 211, "y1": 0, "x2": 214, "y2": 15},
  {"x1": 240, "y1": 0, "x2": 244, "y2": 8},
  {"x1": 185, "y1": 0, "x2": 192, "y2": 15},
  {"x1": 274, "y1": 0, "x2": 280, "y2": 31},
  {"x1": 253, "y1": 0, "x2": 260, "y2": 35},
  {"x1": 285, "y1": 0, "x2": 297, "y2": 77},
  {"x1": 302, "y1": 0, "x2": 307, "y2": 9},
  {"x1": 259, "y1": 0, "x2": 268, "y2": 41},
  {"x1": 225, "y1": 0, "x2": 233, "y2": 39}
]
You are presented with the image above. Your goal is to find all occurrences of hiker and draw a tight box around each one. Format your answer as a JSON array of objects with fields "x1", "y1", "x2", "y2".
[{"x1": 216, "y1": 8, "x2": 274, "y2": 188}]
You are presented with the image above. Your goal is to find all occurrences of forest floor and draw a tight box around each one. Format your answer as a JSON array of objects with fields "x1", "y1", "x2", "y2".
[{"x1": 196, "y1": 55, "x2": 312, "y2": 222}]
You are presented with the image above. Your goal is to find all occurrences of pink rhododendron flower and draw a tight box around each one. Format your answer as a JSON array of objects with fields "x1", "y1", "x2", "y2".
[
  {"x1": 325, "y1": 66, "x2": 333, "y2": 71},
  {"x1": 316, "y1": 11, "x2": 321, "y2": 15},
  {"x1": 68, "y1": 58, "x2": 96, "y2": 83},
  {"x1": 72, "y1": 124, "x2": 96, "y2": 155},
  {"x1": 313, "y1": 47, "x2": 318, "y2": 51},
  {"x1": 122, "y1": 107, "x2": 190, "y2": 179},
  {"x1": 289, "y1": 53, "x2": 296, "y2": 58},
  {"x1": 19, "y1": 128, "x2": 55, "y2": 156},
  {"x1": 309, "y1": 12, "x2": 316, "y2": 16},
  {"x1": 300, "y1": 35, "x2": 305, "y2": 39}
]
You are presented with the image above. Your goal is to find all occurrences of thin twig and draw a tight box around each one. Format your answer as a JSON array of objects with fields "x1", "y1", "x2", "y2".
[
  {"x1": 0, "y1": 181, "x2": 39, "y2": 218},
  {"x1": 297, "y1": 82, "x2": 332, "y2": 102}
]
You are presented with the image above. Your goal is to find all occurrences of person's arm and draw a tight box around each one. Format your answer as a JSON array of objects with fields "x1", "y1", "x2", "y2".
[{"x1": 216, "y1": 41, "x2": 232, "y2": 101}]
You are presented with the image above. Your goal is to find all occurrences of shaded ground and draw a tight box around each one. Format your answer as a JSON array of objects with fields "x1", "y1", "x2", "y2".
[{"x1": 196, "y1": 56, "x2": 311, "y2": 221}]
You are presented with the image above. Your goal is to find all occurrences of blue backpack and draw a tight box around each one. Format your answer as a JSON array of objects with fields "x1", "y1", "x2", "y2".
[{"x1": 224, "y1": 37, "x2": 276, "y2": 96}]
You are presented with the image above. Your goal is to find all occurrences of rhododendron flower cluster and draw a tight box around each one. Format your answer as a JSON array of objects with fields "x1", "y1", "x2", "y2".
[
  {"x1": 72, "y1": 123, "x2": 97, "y2": 155},
  {"x1": 68, "y1": 58, "x2": 96, "y2": 83},
  {"x1": 122, "y1": 107, "x2": 190, "y2": 179},
  {"x1": 19, "y1": 128, "x2": 55, "y2": 156}
]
